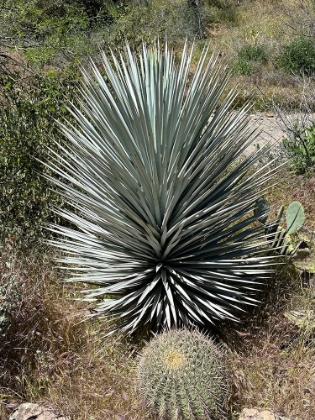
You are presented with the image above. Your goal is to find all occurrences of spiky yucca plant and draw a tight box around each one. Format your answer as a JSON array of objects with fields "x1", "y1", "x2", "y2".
[
  {"x1": 138, "y1": 329, "x2": 229, "y2": 420},
  {"x1": 47, "y1": 42, "x2": 277, "y2": 335}
]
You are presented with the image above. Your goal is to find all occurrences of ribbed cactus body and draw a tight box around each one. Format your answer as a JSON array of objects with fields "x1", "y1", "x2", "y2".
[{"x1": 138, "y1": 329, "x2": 229, "y2": 420}]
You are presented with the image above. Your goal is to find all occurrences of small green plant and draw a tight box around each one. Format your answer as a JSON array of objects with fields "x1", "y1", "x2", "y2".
[
  {"x1": 276, "y1": 36, "x2": 315, "y2": 76},
  {"x1": 0, "y1": 71, "x2": 77, "y2": 245},
  {"x1": 138, "y1": 329, "x2": 229, "y2": 420},
  {"x1": 110, "y1": 0, "x2": 198, "y2": 48},
  {"x1": 286, "y1": 201, "x2": 306, "y2": 235},
  {"x1": 235, "y1": 44, "x2": 268, "y2": 75},
  {"x1": 271, "y1": 201, "x2": 306, "y2": 255},
  {"x1": 255, "y1": 199, "x2": 305, "y2": 255},
  {"x1": 282, "y1": 121, "x2": 315, "y2": 174}
]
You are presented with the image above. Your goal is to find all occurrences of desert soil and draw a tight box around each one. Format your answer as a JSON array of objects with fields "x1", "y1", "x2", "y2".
[{"x1": 244, "y1": 112, "x2": 315, "y2": 157}]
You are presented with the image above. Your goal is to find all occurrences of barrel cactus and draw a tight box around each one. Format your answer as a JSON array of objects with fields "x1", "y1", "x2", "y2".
[
  {"x1": 46, "y1": 41, "x2": 278, "y2": 335},
  {"x1": 137, "y1": 329, "x2": 229, "y2": 420}
]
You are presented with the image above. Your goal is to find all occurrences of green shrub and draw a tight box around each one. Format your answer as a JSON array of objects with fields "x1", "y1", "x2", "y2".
[
  {"x1": 1, "y1": 0, "x2": 102, "y2": 67},
  {"x1": 204, "y1": 0, "x2": 238, "y2": 24},
  {"x1": 0, "y1": 71, "x2": 77, "y2": 245},
  {"x1": 108, "y1": 0, "x2": 198, "y2": 48},
  {"x1": 277, "y1": 36, "x2": 315, "y2": 76},
  {"x1": 238, "y1": 44, "x2": 268, "y2": 63},
  {"x1": 47, "y1": 42, "x2": 279, "y2": 336},
  {"x1": 235, "y1": 59, "x2": 253, "y2": 76},
  {"x1": 235, "y1": 44, "x2": 269, "y2": 75},
  {"x1": 282, "y1": 121, "x2": 315, "y2": 174},
  {"x1": 138, "y1": 329, "x2": 229, "y2": 420},
  {"x1": 109, "y1": 0, "x2": 240, "y2": 48},
  {"x1": 254, "y1": 199, "x2": 306, "y2": 256}
]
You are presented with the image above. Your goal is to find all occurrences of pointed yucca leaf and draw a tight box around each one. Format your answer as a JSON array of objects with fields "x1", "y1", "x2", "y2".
[{"x1": 47, "y1": 41, "x2": 280, "y2": 335}]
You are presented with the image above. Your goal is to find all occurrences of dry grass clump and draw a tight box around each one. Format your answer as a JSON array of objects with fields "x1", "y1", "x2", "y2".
[
  {"x1": 230, "y1": 282, "x2": 315, "y2": 420},
  {"x1": 0, "y1": 241, "x2": 151, "y2": 420}
]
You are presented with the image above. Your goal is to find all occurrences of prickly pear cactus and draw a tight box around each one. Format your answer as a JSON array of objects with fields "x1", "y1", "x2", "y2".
[
  {"x1": 254, "y1": 198, "x2": 306, "y2": 255},
  {"x1": 137, "y1": 329, "x2": 229, "y2": 420},
  {"x1": 286, "y1": 201, "x2": 305, "y2": 234}
]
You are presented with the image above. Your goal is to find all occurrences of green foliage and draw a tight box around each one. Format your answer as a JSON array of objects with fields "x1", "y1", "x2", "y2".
[
  {"x1": 283, "y1": 121, "x2": 315, "y2": 174},
  {"x1": 1, "y1": 0, "x2": 102, "y2": 66},
  {"x1": 108, "y1": 0, "x2": 197, "y2": 48},
  {"x1": 238, "y1": 44, "x2": 268, "y2": 63},
  {"x1": 37, "y1": 0, "x2": 120, "y2": 20},
  {"x1": 204, "y1": 0, "x2": 239, "y2": 24},
  {"x1": 255, "y1": 199, "x2": 305, "y2": 255},
  {"x1": 235, "y1": 44, "x2": 269, "y2": 75},
  {"x1": 1, "y1": 0, "x2": 238, "y2": 66},
  {"x1": 47, "y1": 42, "x2": 279, "y2": 335},
  {"x1": 276, "y1": 36, "x2": 315, "y2": 76},
  {"x1": 103, "y1": 0, "x2": 239, "y2": 49},
  {"x1": 0, "y1": 71, "x2": 77, "y2": 245},
  {"x1": 286, "y1": 201, "x2": 306, "y2": 235},
  {"x1": 138, "y1": 329, "x2": 229, "y2": 420}
]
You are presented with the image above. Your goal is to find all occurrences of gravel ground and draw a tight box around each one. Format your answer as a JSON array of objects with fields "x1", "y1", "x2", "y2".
[{"x1": 244, "y1": 112, "x2": 315, "y2": 158}]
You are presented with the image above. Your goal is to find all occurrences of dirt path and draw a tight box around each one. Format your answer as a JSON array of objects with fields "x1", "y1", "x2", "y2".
[
  {"x1": 246, "y1": 113, "x2": 286, "y2": 155},
  {"x1": 244, "y1": 112, "x2": 315, "y2": 157}
]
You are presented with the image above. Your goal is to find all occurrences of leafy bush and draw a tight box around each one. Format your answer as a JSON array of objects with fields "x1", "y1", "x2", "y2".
[
  {"x1": 276, "y1": 36, "x2": 315, "y2": 76},
  {"x1": 1, "y1": 0, "x2": 238, "y2": 65},
  {"x1": 235, "y1": 44, "x2": 269, "y2": 75},
  {"x1": 282, "y1": 121, "x2": 315, "y2": 174},
  {"x1": 47, "y1": 42, "x2": 278, "y2": 336},
  {"x1": 238, "y1": 44, "x2": 268, "y2": 63},
  {"x1": 108, "y1": 0, "x2": 198, "y2": 48},
  {"x1": 204, "y1": 0, "x2": 239, "y2": 24},
  {"x1": 34, "y1": 0, "x2": 117, "y2": 20},
  {"x1": 109, "y1": 0, "x2": 240, "y2": 48},
  {"x1": 254, "y1": 199, "x2": 306, "y2": 256},
  {"x1": 138, "y1": 329, "x2": 229, "y2": 420},
  {"x1": 1, "y1": 0, "x2": 103, "y2": 67},
  {"x1": 0, "y1": 72, "x2": 77, "y2": 245}
]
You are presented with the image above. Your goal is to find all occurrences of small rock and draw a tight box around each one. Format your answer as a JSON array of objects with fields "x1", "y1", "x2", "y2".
[
  {"x1": 239, "y1": 408, "x2": 290, "y2": 420},
  {"x1": 8, "y1": 403, "x2": 70, "y2": 420},
  {"x1": 5, "y1": 399, "x2": 21, "y2": 411},
  {"x1": 284, "y1": 310, "x2": 315, "y2": 331}
]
